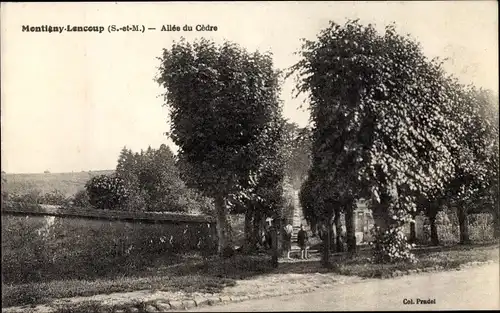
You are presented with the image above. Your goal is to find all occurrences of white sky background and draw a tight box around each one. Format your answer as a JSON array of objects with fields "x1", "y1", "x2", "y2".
[{"x1": 1, "y1": 1, "x2": 498, "y2": 174}]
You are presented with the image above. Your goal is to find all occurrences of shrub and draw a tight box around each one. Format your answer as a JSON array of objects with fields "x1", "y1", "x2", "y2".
[
  {"x1": 122, "y1": 188, "x2": 148, "y2": 211},
  {"x1": 171, "y1": 189, "x2": 214, "y2": 215},
  {"x1": 3, "y1": 190, "x2": 70, "y2": 207},
  {"x1": 6, "y1": 190, "x2": 43, "y2": 204},
  {"x1": 41, "y1": 190, "x2": 71, "y2": 206},
  {"x1": 115, "y1": 145, "x2": 216, "y2": 214},
  {"x1": 85, "y1": 175, "x2": 129, "y2": 210},
  {"x1": 72, "y1": 189, "x2": 91, "y2": 208},
  {"x1": 1, "y1": 216, "x2": 54, "y2": 283}
]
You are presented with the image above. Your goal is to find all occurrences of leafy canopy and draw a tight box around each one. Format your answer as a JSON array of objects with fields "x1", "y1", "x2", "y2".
[
  {"x1": 156, "y1": 38, "x2": 283, "y2": 200},
  {"x1": 291, "y1": 20, "x2": 464, "y2": 223},
  {"x1": 116, "y1": 144, "x2": 213, "y2": 214}
]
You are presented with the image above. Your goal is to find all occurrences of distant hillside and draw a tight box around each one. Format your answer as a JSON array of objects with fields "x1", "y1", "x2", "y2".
[{"x1": 1, "y1": 170, "x2": 115, "y2": 197}]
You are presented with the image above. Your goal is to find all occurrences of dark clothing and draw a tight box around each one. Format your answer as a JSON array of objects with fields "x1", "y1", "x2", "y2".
[
  {"x1": 297, "y1": 229, "x2": 309, "y2": 249},
  {"x1": 283, "y1": 231, "x2": 292, "y2": 251}
]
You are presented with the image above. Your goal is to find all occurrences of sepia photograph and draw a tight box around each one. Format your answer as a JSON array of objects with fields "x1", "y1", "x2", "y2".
[{"x1": 1, "y1": 1, "x2": 499, "y2": 312}]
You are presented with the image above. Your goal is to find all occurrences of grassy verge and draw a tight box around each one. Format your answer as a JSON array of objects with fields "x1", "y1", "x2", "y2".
[
  {"x1": 329, "y1": 242, "x2": 499, "y2": 278},
  {"x1": 1, "y1": 253, "x2": 272, "y2": 308},
  {"x1": 3, "y1": 243, "x2": 498, "y2": 308},
  {"x1": 1, "y1": 274, "x2": 237, "y2": 308}
]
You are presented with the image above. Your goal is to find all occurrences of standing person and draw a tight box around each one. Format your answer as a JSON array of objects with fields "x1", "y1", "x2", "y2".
[
  {"x1": 297, "y1": 224, "x2": 309, "y2": 259},
  {"x1": 283, "y1": 221, "x2": 293, "y2": 259}
]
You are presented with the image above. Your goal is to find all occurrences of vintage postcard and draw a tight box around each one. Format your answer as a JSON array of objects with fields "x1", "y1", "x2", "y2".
[{"x1": 1, "y1": 1, "x2": 499, "y2": 312}]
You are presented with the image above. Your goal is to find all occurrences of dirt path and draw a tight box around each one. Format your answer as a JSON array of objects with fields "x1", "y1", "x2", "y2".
[
  {"x1": 2, "y1": 266, "x2": 362, "y2": 313},
  {"x1": 188, "y1": 262, "x2": 500, "y2": 311}
]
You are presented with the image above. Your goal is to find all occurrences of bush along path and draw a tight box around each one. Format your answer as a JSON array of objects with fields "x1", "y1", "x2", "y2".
[{"x1": 2, "y1": 258, "x2": 498, "y2": 313}]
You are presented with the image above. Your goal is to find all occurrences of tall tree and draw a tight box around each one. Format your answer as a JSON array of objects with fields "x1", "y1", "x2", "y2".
[
  {"x1": 290, "y1": 20, "x2": 461, "y2": 263},
  {"x1": 116, "y1": 147, "x2": 138, "y2": 186},
  {"x1": 157, "y1": 38, "x2": 282, "y2": 256},
  {"x1": 300, "y1": 167, "x2": 333, "y2": 266},
  {"x1": 435, "y1": 87, "x2": 499, "y2": 244},
  {"x1": 228, "y1": 114, "x2": 289, "y2": 251},
  {"x1": 115, "y1": 144, "x2": 208, "y2": 213}
]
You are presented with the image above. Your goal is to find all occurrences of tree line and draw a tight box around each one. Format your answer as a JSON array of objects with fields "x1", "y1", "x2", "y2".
[
  {"x1": 3, "y1": 20, "x2": 495, "y2": 265},
  {"x1": 156, "y1": 20, "x2": 498, "y2": 264},
  {"x1": 290, "y1": 20, "x2": 498, "y2": 264}
]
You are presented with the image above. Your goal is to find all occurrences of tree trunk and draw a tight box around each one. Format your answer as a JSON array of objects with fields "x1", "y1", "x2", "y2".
[
  {"x1": 493, "y1": 206, "x2": 500, "y2": 239},
  {"x1": 252, "y1": 210, "x2": 262, "y2": 248},
  {"x1": 270, "y1": 225, "x2": 278, "y2": 268},
  {"x1": 429, "y1": 213, "x2": 439, "y2": 246},
  {"x1": 214, "y1": 195, "x2": 232, "y2": 257},
  {"x1": 244, "y1": 208, "x2": 254, "y2": 251},
  {"x1": 407, "y1": 211, "x2": 417, "y2": 243},
  {"x1": 372, "y1": 202, "x2": 390, "y2": 233},
  {"x1": 276, "y1": 217, "x2": 283, "y2": 253},
  {"x1": 494, "y1": 191, "x2": 500, "y2": 239},
  {"x1": 345, "y1": 205, "x2": 357, "y2": 253},
  {"x1": 329, "y1": 215, "x2": 336, "y2": 252},
  {"x1": 322, "y1": 211, "x2": 333, "y2": 268},
  {"x1": 457, "y1": 206, "x2": 470, "y2": 244},
  {"x1": 311, "y1": 219, "x2": 318, "y2": 237},
  {"x1": 409, "y1": 220, "x2": 416, "y2": 244},
  {"x1": 425, "y1": 201, "x2": 440, "y2": 246},
  {"x1": 322, "y1": 224, "x2": 331, "y2": 267},
  {"x1": 330, "y1": 222, "x2": 337, "y2": 252},
  {"x1": 334, "y1": 211, "x2": 343, "y2": 253}
]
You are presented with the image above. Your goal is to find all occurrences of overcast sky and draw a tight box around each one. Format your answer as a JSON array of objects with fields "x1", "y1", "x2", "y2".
[{"x1": 1, "y1": 1, "x2": 498, "y2": 174}]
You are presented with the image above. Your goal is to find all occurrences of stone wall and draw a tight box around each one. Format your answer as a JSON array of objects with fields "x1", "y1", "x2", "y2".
[
  {"x1": 1, "y1": 202, "x2": 218, "y2": 284},
  {"x1": 292, "y1": 197, "x2": 495, "y2": 245}
]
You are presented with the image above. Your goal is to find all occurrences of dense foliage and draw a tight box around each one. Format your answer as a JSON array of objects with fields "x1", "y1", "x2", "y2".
[
  {"x1": 370, "y1": 226, "x2": 417, "y2": 264},
  {"x1": 290, "y1": 20, "x2": 487, "y2": 263},
  {"x1": 1, "y1": 214, "x2": 217, "y2": 287},
  {"x1": 39, "y1": 190, "x2": 70, "y2": 206},
  {"x1": 115, "y1": 144, "x2": 213, "y2": 214},
  {"x1": 445, "y1": 88, "x2": 498, "y2": 226},
  {"x1": 85, "y1": 175, "x2": 129, "y2": 210},
  {"x1": 157, "y1": 38, "x2": 283, "y2": 255},
  {"x1": 233, "y1": 115, "x2": 291, "y2": 250},
  {"x1": 2, "y1": 189, "x2": 71, "y2": 207},
  {"x1": 72, "y1": 189, "x2": 91, "y2": 207}
]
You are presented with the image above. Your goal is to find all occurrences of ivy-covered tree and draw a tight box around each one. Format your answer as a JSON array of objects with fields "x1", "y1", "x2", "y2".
[
  {"x1": 484, "y1": 100, "x2": 499, "y2": 238},
  {"x1": 290, "y1": 20, "x2": 462, "y2": 263},
  {"x1": 434, "y1": 86, "x2": 499, "y2": 244},
  {"x1": 412, "y1": 86, "x2": 499, "y2": 246},
  {"x1": 156, "y1": 38, "x2": 283, "y2": 256}
]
